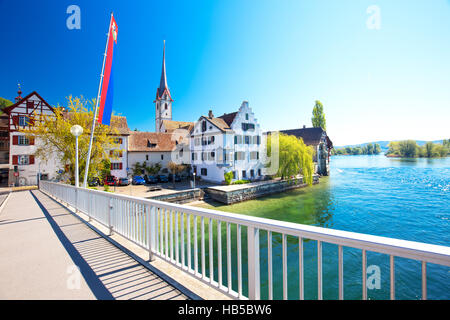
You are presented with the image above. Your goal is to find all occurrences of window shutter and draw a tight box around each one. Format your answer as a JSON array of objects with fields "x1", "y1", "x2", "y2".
[
  {"x1": 119, "y1": 163, "x2": 123, "y2": 170},
  {"x1": 29, "y1": 136, "x2": 35, "y2": 145},
  {"x1": 110, "y1": 163, "x2": 113, "y2": 170},
  {"x1": 12, "y1": 155, "x2": 18, "y2": 165},
  {"x1": 29, "y1": 155, "x2": 35, "y2": 164},
  {"x1": 12, "y1": 136, "x2": 18, "y2": 145},
  {"x1": 12, "y1": 116, "x2": 19, "y2": 126},
  {"x1": 119, "y1": 138, "x2": 123, "y2": 144}
]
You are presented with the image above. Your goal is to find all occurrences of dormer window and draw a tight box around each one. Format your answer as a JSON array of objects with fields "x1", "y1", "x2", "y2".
[
  {"x1": 147, "y1": 140, "x2": 157, "y2": 148},
  {"x1": 246, "y1": 113, "x2": 249, "y2": 120}
]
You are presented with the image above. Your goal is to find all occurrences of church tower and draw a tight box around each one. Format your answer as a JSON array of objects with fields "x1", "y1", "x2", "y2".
[{"x1": 154, "y1": 40, "x2": 173, "y2": 133}]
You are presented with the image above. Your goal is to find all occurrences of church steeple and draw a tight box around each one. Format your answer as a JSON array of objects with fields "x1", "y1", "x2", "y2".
[
  {"x1": 156, "y1": 40, "x2": 172, "y2": 101},
  {"x1": 154, "y1": 40, "x2": 173, "y2": 133}
]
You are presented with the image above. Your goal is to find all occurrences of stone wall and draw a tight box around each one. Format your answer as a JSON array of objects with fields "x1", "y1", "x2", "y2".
[
  {"x1": 204, "y1": 176, "x2": 319, "y2": 204},
  {"x1": 148, "y1": 188, "x2": 204, "y2": 204}
]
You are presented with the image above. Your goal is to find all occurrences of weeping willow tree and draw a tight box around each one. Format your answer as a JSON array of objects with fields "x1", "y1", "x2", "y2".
[
  {"x1": 267, "y1": 133, "x2": 314, "y2": 185},
  {"x1": 20, "y1": 96, "x2": 121, "y2": 184}
]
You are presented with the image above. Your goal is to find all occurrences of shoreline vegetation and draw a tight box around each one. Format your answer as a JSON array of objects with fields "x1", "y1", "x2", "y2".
[
  {"x1": 386, "y1": 140, "x2": 450, "y2": 158},
  {"x1": 331, "y1": 143, "x2": 381, "y2": 156}
]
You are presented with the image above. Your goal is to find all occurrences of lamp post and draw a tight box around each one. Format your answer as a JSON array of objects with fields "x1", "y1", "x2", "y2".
[
  {"x1": 193, "y1": 172, "x2": 196, "y2": 190},
  {"x1": 70, "y1": 125, "x2": 83, "y2": 188}
]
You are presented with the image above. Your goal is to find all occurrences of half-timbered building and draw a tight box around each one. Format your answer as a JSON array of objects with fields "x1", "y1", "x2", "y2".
[{"x1": 2, "y1": 89, "x2": 58, "y2": 186}]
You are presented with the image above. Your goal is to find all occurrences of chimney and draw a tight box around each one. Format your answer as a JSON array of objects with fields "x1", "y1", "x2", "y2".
[{"x1": 208, "y1": 110, "x2": 214, "y2": 119}]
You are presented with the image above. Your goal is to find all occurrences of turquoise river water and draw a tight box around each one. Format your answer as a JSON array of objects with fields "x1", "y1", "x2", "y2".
[{"x1": 195, "y1": 155, "x2": 450, "y2": 300}]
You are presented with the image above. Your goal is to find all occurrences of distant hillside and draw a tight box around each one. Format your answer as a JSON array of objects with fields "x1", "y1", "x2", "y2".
[{"x1": 336, "y1": 140, "x2": 444, "y2": 151}]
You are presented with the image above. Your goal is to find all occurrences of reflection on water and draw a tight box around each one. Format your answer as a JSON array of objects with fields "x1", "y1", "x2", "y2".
[{"x1": 195, "y1": 155, "x2": 450, "y2": 299}]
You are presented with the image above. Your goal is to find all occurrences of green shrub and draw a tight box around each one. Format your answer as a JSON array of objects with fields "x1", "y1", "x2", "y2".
[
  {"x1": 233, "y1": 179, "x2": 250, "y2": 185},
  {"x1": 224, "y1": 171, "x2": 233, "y2": 185}
]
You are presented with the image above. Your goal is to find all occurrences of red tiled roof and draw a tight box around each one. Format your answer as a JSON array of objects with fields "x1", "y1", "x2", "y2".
[{"x1": 128, "y1": 131, "x2": 177, "y2": 152}]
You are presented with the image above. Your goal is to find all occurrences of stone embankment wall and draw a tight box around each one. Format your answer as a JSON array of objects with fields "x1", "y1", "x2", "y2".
[
  {"x1": 148, "y1": 188, "x2": 204, "y2": 204},
  {"x1": 204, "y1": 176, "x2": 319, "y2": 204}
]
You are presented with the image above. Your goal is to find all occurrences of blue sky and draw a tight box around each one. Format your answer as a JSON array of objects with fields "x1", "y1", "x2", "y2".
[{"x1": 1, "y1": 0, "x2": 449, "y2": 146}]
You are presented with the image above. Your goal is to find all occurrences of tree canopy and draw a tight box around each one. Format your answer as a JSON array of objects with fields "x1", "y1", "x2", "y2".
[
  {"x1": 267, "y1": 133, "x2": 314, "y2": 185},
  {"x1": 311, "y1": 100, "x2": 326, "y2": 131},
  {"x1": 20, "y1": 96, "x2": 121, "y2": 184},
  {"x1": 0, "y1": 97, "x2": 13, "y2": 114},
  {"x1": 386, "y1": 140, "x2": 449, "y2": 158}
]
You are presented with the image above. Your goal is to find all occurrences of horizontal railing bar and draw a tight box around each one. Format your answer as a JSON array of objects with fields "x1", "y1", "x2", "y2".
[{"x1": 40, "y1": 181, "x2": 450, "y2": 267}]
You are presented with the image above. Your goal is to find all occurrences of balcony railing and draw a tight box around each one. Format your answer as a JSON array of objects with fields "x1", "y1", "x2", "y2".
[{"x1": 39, "y1": 180, "x2": 450, "y2": 300}]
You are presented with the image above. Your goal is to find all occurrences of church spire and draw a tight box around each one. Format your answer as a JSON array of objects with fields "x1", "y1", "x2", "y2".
[{"x1": 156, "y1": 40, "x2": 171, "y2": 100}]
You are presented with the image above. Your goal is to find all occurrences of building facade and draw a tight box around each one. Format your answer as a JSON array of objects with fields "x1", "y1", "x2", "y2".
[
  {"x1": 190, "y1": 101, "x2": 264, "y2": 183},
  {"x1": 2, "y1": 90, "x2": 59, "y2": 186}
]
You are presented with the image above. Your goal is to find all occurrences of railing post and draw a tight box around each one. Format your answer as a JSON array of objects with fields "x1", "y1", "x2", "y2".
[
  {"x1": 247, "y1": 226, "x2": 260, "y2": 300},
  {"x1": 147, "y1": 205, "x2": 155, "y2": 261},
  {"x1": 108, "y1": 198, "x2": 113, "y2": 236}
]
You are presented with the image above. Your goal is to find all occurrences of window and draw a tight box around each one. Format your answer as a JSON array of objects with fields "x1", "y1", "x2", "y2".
[
  {"x1": 19, "y1": 116, "x2": 30, "y2": 127},
  {"x1": 18, "y1": 155, "x2": 29, "y2": 165},
  {"x1": 234, "y1": 151, "x2": 245, "y2": 161},
  {"x1": 250, "y1": 169, "x2": 254, "y2": 177},
  {"x1": 245, "y1": 136, "x2": 250, "y2": 144},
  {"x1": 18, "y1": 136, "x2": 29, "y2": 145},
  {"x1": 246, "y1": 113, "x2": 249, "y2": 120},
  {"x1": 111, "y1": 163, "x2": 122, "y2": 170},
  {"x1": 210, "y1": 151, "x2": 215, "y2": 159},
  {"x1": 233, "y1": 171, "x2": 236, "y2": 179},
  {"x1": 114, "y1": 138, "x2": 123, "y2": 144},
  {"x1": 161, "y1": 154, "x2": 164, "y2": 160},
  {"x1": 242, "y1": 170, "x2": 246, "y2": 178},
  {"x1": 258, "y1": 169, "x2": 261, "y2": 176},
  {"x1": 202, "y1": 121, "x2": 207, "y2": 132},
  {"x1": 234, "y1": 135, "x2": 243, "y2": 144},
  {"x1": 192, "y1": 152, "x2": 197, "y2": 161},
  {"x1": 146, "y1": 155, "x2": 149, "y2": 161},
  {"x1": 242, "y1": 123, "x2": 255, "y2": 131},
  {"x1": 250, "y1": 151, "x2": 258, "y2": 160},
  {"x1": 201, "y1": 168, "x2": 207, "y2": 176},
  {"x1": 165, "y1": 103, "x2": 168, "y2": 110}
]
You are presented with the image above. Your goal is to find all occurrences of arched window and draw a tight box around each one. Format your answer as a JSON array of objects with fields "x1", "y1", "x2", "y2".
[{"x1": 165, "y1": 103, "x2": 168, "y2": 110}]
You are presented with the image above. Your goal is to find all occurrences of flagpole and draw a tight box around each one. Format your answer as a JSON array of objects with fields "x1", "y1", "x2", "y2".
[{"x1": 83, "y1": 12, "x2": 113, "y2": 188}]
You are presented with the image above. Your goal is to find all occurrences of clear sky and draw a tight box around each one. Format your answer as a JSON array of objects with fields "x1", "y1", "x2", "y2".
[{"x1": 1, "y1": 0, "x2": 449, "y2": 146}]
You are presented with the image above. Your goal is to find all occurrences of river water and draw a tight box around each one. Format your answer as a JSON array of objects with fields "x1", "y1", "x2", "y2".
[{"x1": 196, "y1": 155, "x2": 450, "y2": 299}]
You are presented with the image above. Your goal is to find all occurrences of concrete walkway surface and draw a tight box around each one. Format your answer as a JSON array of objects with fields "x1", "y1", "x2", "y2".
[{"x1": 0, "y1": 190, "x2": 189, "y2": 300}]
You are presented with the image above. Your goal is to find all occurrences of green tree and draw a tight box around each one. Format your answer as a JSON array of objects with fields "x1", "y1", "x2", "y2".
[
  {"x1": 168, "y1": 161, "x2": 186, "y2": 188},
  {"x1": 311, "y1": 100, "x2": 326, "y2": 131},
  {"x1": 21, "y1": 96, "x2": 120, "y2": 183},
  {"x1": 0, "y1": 97, "x2": 13, "y2": 115},
  {"x1": 374, "y1": 143, "x2": 381, "y2": 154},
  {"x1": 267, "y1": 133, "x2": 314, "y2": 185},
  {"x1": 132, "y1": 161, "x2": 145, "y2": 175},
  {"x1": 99, "y1": 159, "x2": 111, "y2": 181}
]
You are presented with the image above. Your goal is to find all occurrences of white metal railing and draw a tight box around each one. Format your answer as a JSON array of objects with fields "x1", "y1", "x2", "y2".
[{"x1": 40, "y1": 181, "x2": 450, "y2": 300}]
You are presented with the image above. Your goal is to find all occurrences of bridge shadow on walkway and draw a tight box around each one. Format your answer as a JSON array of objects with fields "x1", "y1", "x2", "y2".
[{"x1": 30, "y1": 190, "x2": 191, "y2": 300}]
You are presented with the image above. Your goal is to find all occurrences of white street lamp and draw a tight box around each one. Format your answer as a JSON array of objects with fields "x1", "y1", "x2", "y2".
[
  {"x1": 70, "y1": 125, "x2": 83, "y2": 188},
  {"x1": 193, "y1": 172, "x2": 196, "y2": 190}
]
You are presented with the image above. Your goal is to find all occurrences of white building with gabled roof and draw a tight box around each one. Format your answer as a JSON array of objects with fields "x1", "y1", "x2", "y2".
[{"x1": 190, "y1": 101, "x2": 264, "y2": 183}]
